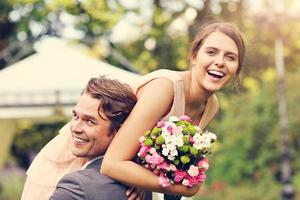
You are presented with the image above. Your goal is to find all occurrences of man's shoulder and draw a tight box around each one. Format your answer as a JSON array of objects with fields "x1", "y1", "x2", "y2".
[
  {"x1": 51, "y1": 168, "x2": 128, "y2": 200},
  {"x1": 76, "y1": 168, "x2": 122, "y2": 184}
]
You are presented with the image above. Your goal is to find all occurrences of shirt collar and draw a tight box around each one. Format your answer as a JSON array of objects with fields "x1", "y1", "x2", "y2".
[{"x1": 80, "y1": 155, "x2": 104, "y2": 170}]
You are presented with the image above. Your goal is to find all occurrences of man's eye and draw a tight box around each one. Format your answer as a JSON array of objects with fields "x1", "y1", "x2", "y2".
[
  {"x1": 87, "y1": 120, "x2": 95, "y2": 126},
  {"x1": 73, "y1": 114, "x2": 79, "y2": 120}
]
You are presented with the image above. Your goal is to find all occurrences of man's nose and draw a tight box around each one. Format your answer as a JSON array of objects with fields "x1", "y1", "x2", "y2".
[{"x1": 70, "y1": 120, "x2": 83, "y2": 133}]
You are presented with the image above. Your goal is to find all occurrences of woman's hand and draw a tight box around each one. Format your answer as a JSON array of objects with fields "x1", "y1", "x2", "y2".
[
  {"x1": 126, "y1": 187, "x2": 145, "y2": 200},
  {"x1": 166, "y1": 183, "x2": 201, "y2": 197}
]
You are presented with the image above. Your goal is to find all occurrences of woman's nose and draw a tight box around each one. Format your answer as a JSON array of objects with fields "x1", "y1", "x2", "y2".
[{"x1": 214, "y1": 54, "x2": 224, "y2": 67}]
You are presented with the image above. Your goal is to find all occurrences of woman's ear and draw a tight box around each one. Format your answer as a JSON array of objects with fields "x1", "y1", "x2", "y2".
[{"x1": 190, "y1": 53, "x2": 197, "y2": 66}]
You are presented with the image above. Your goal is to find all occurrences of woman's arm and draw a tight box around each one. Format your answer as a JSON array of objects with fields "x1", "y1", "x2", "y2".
[{"x1": 101, "y1": 78, "x2": 199, "y2": 197}]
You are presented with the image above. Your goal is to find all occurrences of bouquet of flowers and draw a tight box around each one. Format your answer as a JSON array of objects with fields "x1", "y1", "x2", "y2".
[{"x1": 137, "y1": 115, "x2": 217, "y2": 200}]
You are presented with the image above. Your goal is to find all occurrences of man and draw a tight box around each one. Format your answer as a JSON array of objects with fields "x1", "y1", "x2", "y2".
[
  {"x1": 49, "y1": 76, "x2": 149, "y2": 200},
  {"x1": 22, "y1": 76, "x2": 149, "y2": 200}
]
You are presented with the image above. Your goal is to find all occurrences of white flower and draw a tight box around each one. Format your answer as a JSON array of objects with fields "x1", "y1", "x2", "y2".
[
  {"x1": 188, "y1": 165, "x2": 199, "y2": 177},
  {"x1": 182, "y1": 179, "x2": 190, "y2": 186},
  {"x1": 193, "y1": 133, "x2": 212, "y2": 150},
  {"x1": 162, "y1": 130, "x2": 171, "y2": 141},
  {"x1": 168, "y1": 154, "x2": 175, "y2": 161},
  {"x1": 168, "y1": 116, "x2": 180, "y2": 122},
  {"x1": 208, "y1": 132, "x2": 217, "y2": 141},
  {"x1": 196, "y1": 126, "x2": 203, "y2": 134},
  {"x1": 193, "y1": 133, "x2": 202, "y2": 143},
  {"x1": 162, "y1": 148, "x2": 170, "y2": 156},
  {"x1": 174, "y1": 133, "x2": 184, "y2": 147},
  {"x1": 193, "y1": 143, "x2": 205, "y2": 150},
  {"x1": 173, "y1": 126, "x2": 183, "y2": 135},
  {"x1": 170, "y1": 149, "x2": 178, "y2": 157},
  {"x1": 139, "y1": 136, "x2": 145, "y2": 143}
]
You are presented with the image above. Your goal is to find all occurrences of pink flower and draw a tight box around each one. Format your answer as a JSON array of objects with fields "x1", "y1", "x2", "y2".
[
  {"x1": 170, "y1": 164, "x2": 177, "y2": 171},
  {"x1": 167, "y1": 125, "x2": 173, "y2": 133},
  {"x1": 186, "y1": 175, "x2": 199, "y2": 187},
  {"x1": 189, "y1": 136, "x2": 195, "y2": 144},
  {"x1": 197, "y1": 158, "x2": 209, "y2": 171},
  {"x1": 196, "y1": 171, "x2": 206, "y2": 183},
  {"x1": 158, "y1": 161, "x2": 170, "y2": 171},
  {"x1": 180, "y1": 115, "x2": 192, "y2": 122},
  {"x1": 174, "y1": 170, "x2": 187, "y2": 183},
  {"x1": 159, "y1": 175, "x2": 170, "y2": 188},
  {"x1": 153, "y1": 169, "x2": 160, "y2": 175},
  {"x1": 145, "y1": 153, "x2": 164, "y2": 165},
  {"x1": 138, "y1": 145, "x2": 150, "y2": 158},
  {"x1": 157, "y1": 120, "x2": 165, "y2": 128}
]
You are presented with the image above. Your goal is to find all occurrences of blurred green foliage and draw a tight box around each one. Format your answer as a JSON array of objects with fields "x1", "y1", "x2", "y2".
[
  {"x1": 10, "y1": 117, "x2": 68, "y2": 169},
  {"x1": 0, "y1": 170, "x2": 25, "y2": 200}
]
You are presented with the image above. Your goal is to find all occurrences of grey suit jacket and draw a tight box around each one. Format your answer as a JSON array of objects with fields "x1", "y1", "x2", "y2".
[{"x1": 50, "y1": 157, "x2": 152, "y2": 200}]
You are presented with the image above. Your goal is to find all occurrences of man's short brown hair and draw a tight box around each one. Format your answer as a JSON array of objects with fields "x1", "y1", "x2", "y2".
[{"x1": 82, "y1": 76, "x2": 137, "y2": 133}]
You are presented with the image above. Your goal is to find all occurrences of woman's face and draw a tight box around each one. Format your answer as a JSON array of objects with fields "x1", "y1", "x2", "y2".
[{"x1": 191, "y1": 31, "x2": 239, "y2": 93}]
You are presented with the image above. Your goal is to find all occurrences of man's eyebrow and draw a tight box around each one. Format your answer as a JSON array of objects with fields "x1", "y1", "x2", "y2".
[
  {"x1": 82, "y1": 114, "x2": 97, "y2": 121},
  {"x1": 72, "y1": 110, "x2": 97, "y2": 121}
]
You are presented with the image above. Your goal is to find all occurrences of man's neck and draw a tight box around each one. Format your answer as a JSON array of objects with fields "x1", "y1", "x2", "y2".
[{"x1": 81, "y1": 155, "x2": 103, "y2": 169}]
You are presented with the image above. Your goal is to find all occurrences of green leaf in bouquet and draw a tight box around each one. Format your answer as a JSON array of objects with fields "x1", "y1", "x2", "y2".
[
  {"x1": 173, "y1": 159, "x2": 180, "y2": 166},
  {"x1": 152, "y1": 127, "x2": 162, "y2": 135},
  {"x1": 183, "y1": 121, "x2": 192, "y2": 126},
  {"x1": 155, "y1": 135, "x2": 165, "y2": 144},
  {"x1": 189, "y1": 147, "x2": 198, "y2": 156},
  {"x1": 175, "y1": 121, "x2": 185, "y2": 126},
  {"x1": 154, "y1": 145, "x2": 161, "y2": 150},
  {"x1": 180, "y1": 155, "x2": 190, "y2": 164},
  {"x1": 144, "y1": 130, "x2": 151, "y2": 137},
  {"x1": 182, "y1": 136, "x2": 189, "y2": 144},
  {"x1": 179, "y1": 145, "x2": 190, "y2": 153},
  {"x1": 182, "y1": 127, "x2": 189, "y2": 134},
  {"x1": 188, "y1": 125, "x2": 197, "y2": 135},
  {"x1": 144, "y1": 138, "x2": 153, "y2": 146}
]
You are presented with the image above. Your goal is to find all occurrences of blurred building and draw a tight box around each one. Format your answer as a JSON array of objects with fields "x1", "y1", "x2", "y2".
[{"x1": 0, "y1": 37, "x2": 141, "y2": 118}]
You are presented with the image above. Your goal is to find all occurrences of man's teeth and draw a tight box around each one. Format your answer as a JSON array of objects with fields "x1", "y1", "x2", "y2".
[
  {"x1": 73, "y1": 136, "x2": 88, "y2": 143},
  {"x1": 208, "y1": 70, "x2": 225, "y2": 78}
]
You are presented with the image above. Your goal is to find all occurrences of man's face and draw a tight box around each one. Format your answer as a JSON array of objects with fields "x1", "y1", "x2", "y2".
[{"x1": 69, "y1": 93, "x2": 114, "y2": 160}]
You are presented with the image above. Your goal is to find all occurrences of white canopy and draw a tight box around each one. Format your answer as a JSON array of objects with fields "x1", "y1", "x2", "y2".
[{"x1": 0, "y1": 38, "x2": 141, "y2": 118}]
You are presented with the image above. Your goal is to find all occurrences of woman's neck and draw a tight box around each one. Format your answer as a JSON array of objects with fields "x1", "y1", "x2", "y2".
[{"x1": 180, "y1": 70, "x2": 212, "y2": 106}]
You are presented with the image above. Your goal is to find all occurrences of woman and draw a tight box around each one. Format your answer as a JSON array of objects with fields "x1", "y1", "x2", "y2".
[
  {"x1": 100, "y1": 22, "x2": 245, "y2": 198},
  {"x1": 22, "y1": 22, "x2": 245, "y2": 199}
]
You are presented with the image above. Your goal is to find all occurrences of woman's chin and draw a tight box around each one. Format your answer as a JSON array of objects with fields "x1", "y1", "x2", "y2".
[{"x1": 203, "y1": 83, "x2": 223, "y2": 93}]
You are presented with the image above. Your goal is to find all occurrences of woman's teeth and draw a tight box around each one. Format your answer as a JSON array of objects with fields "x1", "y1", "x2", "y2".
[{"x1": 207, "y1": 70, "x2": 225, "y2": 79}]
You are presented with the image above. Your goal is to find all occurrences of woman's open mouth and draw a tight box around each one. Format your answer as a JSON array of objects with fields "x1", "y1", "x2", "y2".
[{"x1": 207, "y1": 70, "x2": 225, "y2": 79}]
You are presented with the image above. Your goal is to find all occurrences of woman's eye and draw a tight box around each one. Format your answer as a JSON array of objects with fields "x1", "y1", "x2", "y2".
[
  {"x1": 207, "y1": 51, "x2": 216, "y2": 56},
  {"x1": 226, "y1": 55, "x2": 236, "y2": 61}
]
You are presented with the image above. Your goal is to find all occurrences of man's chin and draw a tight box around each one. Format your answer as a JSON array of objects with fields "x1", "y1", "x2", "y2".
[{"x1": 71, "y1": 148, "x2": 87, "y2": 158}]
